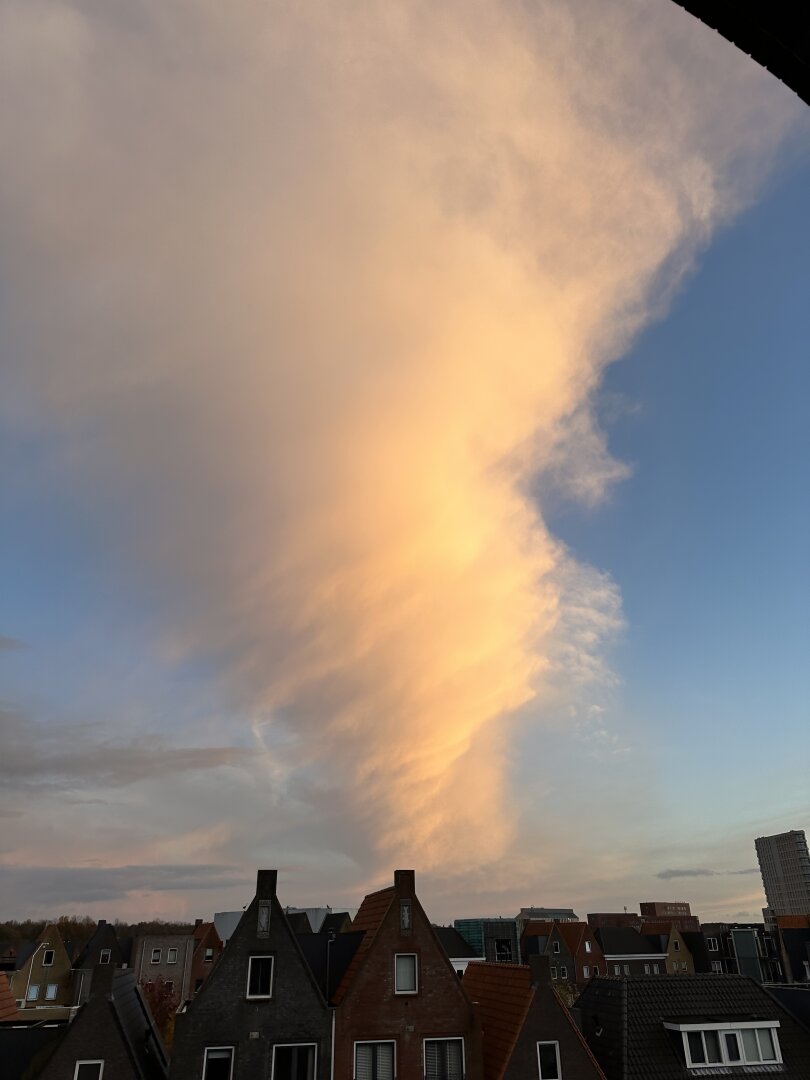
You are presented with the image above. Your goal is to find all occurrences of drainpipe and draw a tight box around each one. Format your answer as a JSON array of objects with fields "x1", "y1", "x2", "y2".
[
  {"x1": 330, "y1": 1006, "x2": 335, "y2": 1080},
  {"x1": 23, "y1": 942, "x2": 49, "y2": 1008}
]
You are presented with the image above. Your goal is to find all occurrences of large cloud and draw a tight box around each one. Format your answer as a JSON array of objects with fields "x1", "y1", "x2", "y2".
[{"x1": 0, "y1": 0, "x2": 800, "y2": 874}]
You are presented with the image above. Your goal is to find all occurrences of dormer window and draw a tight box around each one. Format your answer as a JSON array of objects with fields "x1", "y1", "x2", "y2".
[{"x1": 664, "y1": 1020, "x2": 781, "y2": 1068}]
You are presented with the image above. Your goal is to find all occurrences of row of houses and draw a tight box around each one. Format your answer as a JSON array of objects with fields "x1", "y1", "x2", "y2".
[{"x1": 3, "y1": 868, "x2": 810, "y2": 1079}]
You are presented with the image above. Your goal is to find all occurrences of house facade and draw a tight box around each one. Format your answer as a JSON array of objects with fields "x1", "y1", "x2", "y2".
[
  {"x1": 8, "y1": 924, "x2": 75, "y2": 1016},
  {"x1": 334, "y1": 870, "x2": 483, "y2": 1080},
  {"x1": 171, "y1": 869, "x2": 331, "y2": 1080}
]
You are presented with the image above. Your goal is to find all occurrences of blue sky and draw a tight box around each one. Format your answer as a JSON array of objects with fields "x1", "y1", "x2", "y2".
[{"x1": 1, "y1": 0, "x2": 808, "y2": 923}]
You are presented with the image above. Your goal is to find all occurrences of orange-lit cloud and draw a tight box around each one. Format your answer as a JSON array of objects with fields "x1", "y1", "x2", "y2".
[{"x1": 0, "y1": 0, "x2": 800, "y2": 876}]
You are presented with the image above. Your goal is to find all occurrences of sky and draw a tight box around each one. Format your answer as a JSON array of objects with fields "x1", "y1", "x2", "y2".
[{"x1": 1, "y1": 0, "x2": 808, "y2": 925}]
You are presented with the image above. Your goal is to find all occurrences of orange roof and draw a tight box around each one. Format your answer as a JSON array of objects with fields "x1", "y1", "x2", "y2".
[
  {"x1": 0, "y1": 972, "x2": 19, "y2": 1023},
  {"x1": 464, "y1": 962, "x2": 533, "y2": 1080},
  {"x1": 332, "y1": 886, "x2": 395, "y2": 1004},
  {"x1": 555, "y1": 922, "x2": 587, "y2": 954},
  {"x1": 521, "y1": 919, "x2": 553, "y2": 938}
]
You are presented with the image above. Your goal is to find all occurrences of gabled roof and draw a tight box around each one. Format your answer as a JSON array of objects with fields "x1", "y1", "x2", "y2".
[
  {"x1": 554, "y1": 922, "x2": 592, "y2": 955},
  {"x1": 595, "y1": 926, "x2": 666, "y2": 957},
  {"x1": 0, "y1": 972, "x2": 19, "y2": 1022},
  {"x1": 463, "y1": 962, "x2": 534, "y2": 1080},
  {"x1": 320, "y1": 912, "x2": 352, "y2": 934},
  {"x1": 433, "y1": 926, "x2": 482, "y2": 959},
  {"x1": 331, "y1": 886, "x2": 395, "y2": 1004}
]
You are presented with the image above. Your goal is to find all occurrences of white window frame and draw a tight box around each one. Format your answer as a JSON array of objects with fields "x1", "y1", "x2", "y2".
[
  {"x1": 394, "y1": 953, "x2": 418, "y2": 995},
  {"x1": 623, "y1": 964, "x2": 630, "y2": 975},
  {"x1": 45, "y1": 983, "x2": 58, "y2": 1001},
  {"x1": 167, "y1": 948, "x2": 178, "y2": 964},
  {"x1": 552, "y1": 940, "x2": 560, "y2": 954},
  {"x1": 423, "y1": 1037, "x2": 465, "y2": 1080},
  {"x1": 613, "y1": 964, "x2": 621, "y2": 976},
  {"x1": 584, "y1": 940, "x2": 592, "y2": 953},
  {"x1": 246, "y1": 955, "x2": 274, "y2": 999},
  {"x1": 583, "y1": 965, "x2": 590, "y2": 979},
  {"x1": 202, "y1": 1046, "x2": 234, "y2": 1080},
  {"x1": 73, "y1": 1063, "x2": 105, "y2": 1080},
  {"x1": 559, "y1": 965, "x2": 568, "y2": 979},
  {"x1": 673, "y1": 939, "x2": 680, "y2": 951},
  {"x1": 27, "y1": 984, "x2": 40, "y2": 1001},
  {"x1": 536, "y1": 1041, "x2": 561, "y2": 1080},
  {"x1": 663, "y1": 1021, "x2": 781, "y2": 1068},
  {"x1": 550, "y1": 966, "x2": 558, "y2": 980},
  {"x1": 271, "y1": 1042, "x2": 317, "y2": 1080},
  {"x1": 205, "y1": 947, "x2": 215, "y2": 962},
  {"x1": 710, "y1": 960, "x2": 722, "y2": 973},
  {"x1": 707, "y1": 937, "x2": 719, "y2": 951},
  {"x1": 652, "y1": 963, "x2": 659, "y2": 974},
  {"x1": 644, "y1": 963, "x2": 651, "y2": 975},
  {"x1": 99, "y1": 949, "x2": 111, "y2": 965},
  {"x1": 150, "y1": 948, "x2": 161, "y2": 964},
  {"x1": 42, "y1": 950, "x2": 55, "y2": 967},
  {"x1": 354, "y1": 1039, "x2": 396, "y2": 1080}
]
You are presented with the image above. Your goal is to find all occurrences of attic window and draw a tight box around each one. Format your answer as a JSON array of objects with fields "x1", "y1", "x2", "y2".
[
  {"x1": 151, "y1": 949, "x2": 161, "y2": 964},
  {"x1": 537, "y1": 1042, "x2": 561, "y2": 1080},
  {"x1": 585, "y1": 940, "x2": 592, "y2": 953},
  {"x1": 663, "y1": 1021, "x2": 781, "y2": 1068},
  {"x1": 27, "y1": 984, "x2": 40, "y2": 1001},
  {"x1": 707, "y1": 937, "x2": 719, "y2": 951},
  {"x1": 400, "y1": 900, "x2": 412, "y2": 933},
  {"x1": 46, "y1": 984, "x2": 58, "y2": 1000},
  {"x1": 552, "y1": 941, "x2": 560, "y2": 954},
  {"x1": 42, "y1": 950, "x2": 55, "y2": 967},
  {"x1": 74, "y1": 1064, "x2": 104, "y2": 1080},
  {"x1": 205, "y1": 947, "x2": 214, "y2": 962},
  {"x1": 247, "y1": 955, "x2": 274, "y2": 999},
  {"x1": 395, "y1": 954, "x2": 418, "y2": 994},
  {"x1": 99, "y1": 949, "x2": 111, "y2": 965}
]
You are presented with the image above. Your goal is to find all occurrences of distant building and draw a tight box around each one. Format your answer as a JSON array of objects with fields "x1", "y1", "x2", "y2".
[
  {"x1": 639, "y1": 902, "x2": 700, "y2": 931},
  {"x1": 700, "y1": 922, "x2": 782, "y2": 983},
  {"x1": 515, "y1": 907, "x2": 578, "y2": 932},
  {"x1": 587, "y1": 913, "x2": 642, "y2": 931},
  {"x1": 756, "y1": 830, "x2": 810, "y2": 931},
  {"x1": 454, "y1": 918, "x2": 520, "y2": 963}
]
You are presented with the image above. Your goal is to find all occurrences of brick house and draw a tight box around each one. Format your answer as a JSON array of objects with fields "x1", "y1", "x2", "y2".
[
  {"x1": 464, "y1": 958, "x2": 605, "y2": 1080},
  {"x1": 72, "y1": 919, "x2": 133, "y2": 1006},
  {"x1": 332, "y1": 869, "x2": 483, "y2": 1080},
  {"x1": 36, "y1": 966, "x2": 168, "y2": 1080},
  {"x1": 170, "y1": 869, "x2": 331, "y2": 1080},
  {"x1": 593, "y1": 927, "x2": 668, "y2": 977},
  {"x1": 639, "y1": 923, "x2": 694, "y2": 975},
  {"x1": 188, "y1": 921, "x2": 225, "y2": 998}
]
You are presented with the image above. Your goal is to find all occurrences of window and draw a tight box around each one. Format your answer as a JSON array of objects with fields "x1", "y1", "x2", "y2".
[
  {"x1": 710, "y1": 961, "x2": 722, "y2": 973},
  {"x1": 664, "y1": 1022, "x2": 781, "y2": 1068},
  {"x1": 707, "y1": 937, "x2": 718, "y2": 951},
  {"x1": 203, "y1": 1047, "x2": 234, "y2": 1080},
  {"x1": 167, "y1": 948, "x2": 178, "y2": 964},
  {"x1": 247, "y1": 956, "x2": 273, "y2": 998},
  {"x1": 644, "y1": 963, "x2": 651, "y2": 975},
  {"x1": 258, "y1": 903, "x2": 271, "y2": 936},
  {"x1": 74, "y1": 1064, "x2": 104, "y2": 1080},
  {"x1": 356, "y1": 1041, "x2": 395, "y2": 1080},
  {"x1": 613, "y1": 964, "x2": 621, "y2": 976},
  {"x1": 42, "y1": 950, "x2": 55, "y2": 967},
  {"x1": 99, "y1": 949, "x2": 111, "y2": 965},
  {"x1": 552, "y1": 941, "x2": 560, "y2": 954},
  {"x1": 395, "y1": 953, "x2": 417, "y2": 994},
  {"x1": 584, "y1": 940, "x2": 592, "y2": 953},
  {"x1": 537, "y1": 1042, "x2": 561, "y2": 1080},
  {"x1": 495, "y1": 938, "x2": 513, "y2": 962},
  {"x1": 400, "y1": 900, "x2": 412, "y2": 933},
  {"x1": 273, "y1": 1044, "x2": 316, "y2": 1080},
  {"x1": 205, "y1": 947, "x2": 214, "y2": 962},
  {"x1": 424, "y1": 1038, "x2": 464, "y2": 1080},
  {"x1": 165, "y1": 981, "x2": 174, "y2": 993},
  {"x1": 45, "y1": 984, "x2": 58, "y2": 1000},
  {"x1": 680, "y1": 962, "x2": 688, "y2": 971},
  {"x1": 652, "y1": 963, "x2": 659, "y2": 974},
  {"x1": 583, "y1": 965, "x2": 590, "y2": 979},
  {"x1": 151, "y1": 948, "x2": 161, "y2": 964},
  {"x1": 550, "y1": 966, "x2": 558, "y2": 980},
  {"x1": 559, "y1": 965, "x2": 568, "y2": 979},
  {"x1": 623, "y1": 964, "x2": 630, "y2": 975},
  {"x1": 592, "y1": 964, "x2": 598, "y2": 976},
  {"x1": 673, "y1": 940, "x2": 680, "y2": 951},
  {"x1": 27, "y1": 984, "x2": 40, "y2": 1001}
]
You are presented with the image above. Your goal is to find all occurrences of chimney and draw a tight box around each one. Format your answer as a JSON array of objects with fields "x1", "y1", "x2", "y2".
[
  {"x1": 394, "y1": 870, "x2": 415, "y2": 897},
  {"x1": 98, "y1": 919, "x2": 106, "y2": 928},
  {"x1": 195, "y1": 919, "x2": 203, "y2": 928},
  {"x1": 256, "y1": 869, "x2": 278, "y2": 900}
]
